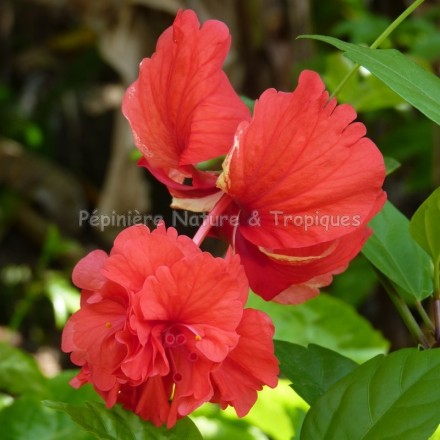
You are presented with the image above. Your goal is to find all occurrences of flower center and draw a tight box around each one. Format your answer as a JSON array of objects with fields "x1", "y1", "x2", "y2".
[
  {"x1": 164, "y1": 329, "x2": 186, "y2": 347},
  {"x1": 163, "y1": 327, "x2": 198, "y2": 389}
]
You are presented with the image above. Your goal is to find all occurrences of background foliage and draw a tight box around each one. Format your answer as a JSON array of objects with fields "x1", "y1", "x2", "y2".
[{"x1": 0, "y1": 0, "x2": 439, "y2": 439}]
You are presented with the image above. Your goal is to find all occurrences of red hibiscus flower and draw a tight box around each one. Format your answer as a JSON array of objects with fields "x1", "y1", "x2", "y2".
[
  {"x1": 208, "y1": 70, "x2": 386, "y2": 303},
  {"x1": 122, "y1": 9, "x2": 250, "y2": 212},
  {"x1": 62, "y1": 223, "x2": 278, "y2": 428},
  {"x1": 122, "y1": 7, "x2": 386, "y2": 303}
]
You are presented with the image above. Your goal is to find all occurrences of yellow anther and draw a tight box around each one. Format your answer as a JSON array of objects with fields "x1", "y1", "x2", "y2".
[
  {"x1": 195, "y1": 335, "x2": 202, "y2": 341},
  {"x1": 105, "y1": 321, "x2": 112, "y2": 328}
]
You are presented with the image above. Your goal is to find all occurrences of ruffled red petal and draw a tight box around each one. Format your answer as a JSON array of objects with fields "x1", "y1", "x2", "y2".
[
  {"x1": 122, "y1": 9, "x2": 250, "y2": 197},
  {"x1": 218, "y1": 70, "x2": 386, "y2": 249},
  {"x1": 210, "y1": 309, "x2": 278, "y2": 416}
]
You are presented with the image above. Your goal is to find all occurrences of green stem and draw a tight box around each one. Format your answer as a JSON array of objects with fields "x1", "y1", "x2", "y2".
[
  {"x1": 415, "y1": 301, "x2": 435, "y2": 333},
  {"x1": 330, "y1": 0, "x2": 425, "y2": 99},
  {"x1": 434, "y1": 258, "x2": 440, "y2": 300},
  {"x1": 434, "y1": 299, "x2": 440, "y2": 342},
  {"x1": 377, "y1": 272, "x2": 430, "y2": 347}
]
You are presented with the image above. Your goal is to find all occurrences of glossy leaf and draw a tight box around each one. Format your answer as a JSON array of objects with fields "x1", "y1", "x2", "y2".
[
  {"x1": 362, "y1": 201, "x2": 433, "y2": 300},
  {"x1": 44, "y1": 401, "x2": 203, "y2": 440},
  {"x1": 410, "y1": 187, "x2": 440, "y2": 266},
  {"x1": 301, "y1": 35, "x2": 440, "y2": 125},
  {"x1": 301, "y1": 348, "x2": 440, "y2": 440},
  {"x1": 193, "y1": 379, "x2": 308, "y2": 440},
  {"x1": 247, "y1": 293, "x2": 388, "y2": 363},
  {"x1": 238, "y1": 379, "x2": 308, "y2": 440},
  {"x1": 275, "y1": 341, "x2": 357, "y2": 406}
]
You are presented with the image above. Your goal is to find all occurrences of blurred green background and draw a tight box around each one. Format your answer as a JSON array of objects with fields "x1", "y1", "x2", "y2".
[{"x1": 0, "y1": 0, "x2": 439, "y2": 439}]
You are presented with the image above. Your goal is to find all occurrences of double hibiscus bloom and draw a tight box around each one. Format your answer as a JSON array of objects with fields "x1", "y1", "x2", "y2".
[{"x1": 63, "y1": 9, "x2": 385, "y2": 428}]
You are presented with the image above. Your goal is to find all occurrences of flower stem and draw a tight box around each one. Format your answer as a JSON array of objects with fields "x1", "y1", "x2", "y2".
[
  {"x1": 330, "y1": 0, "x2": 425, "y2": 99},
  {"x1": 387, "y1": 287, "x2": 430, "y2": 348},
  {"x1": 192, "y1": 194, "x2": 233, "y2": 247},
  {"x1": 376, "y1": 270, "x2": 430, "y2": 348},
  {"x1": 434, "y1": 258, "x2": 440, "y2": 300},
  {"x1": 415, "y1": 300, "x2": 435, "y2": 333}
]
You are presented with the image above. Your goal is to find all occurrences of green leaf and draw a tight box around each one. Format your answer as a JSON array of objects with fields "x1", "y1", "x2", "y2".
[
  {"x1": 0, "y1": 396, "x2": 94, "y2": 440},
  {"x1": 129, "y1": 148, "x2": 142, "y2": 161},
  {"x1": 301, "y1": 348, "x2": 440, "y2": 440},
  {"x1": 324, "y1": 53, "x2": 404, "y2": 113},
  {"x1": 238, "y1": 379, "x2": 308, "y2": 440},
  {"x1": 275, "y1": 341, "x2": 357, "y2": 406},
  {"x1": 247, "y1": 293, "x2": 388, "y2": 363},
  {"x1": 193, "y1": 405, "x2": 268, "y2": 440},
  {"x1": 429, "y1": 424, "x2": 440, "y2": 440},
  {"x1": 46, "y1": 370, "x2": 100, "y2": 405},
  {"x1": 193, "y1": 380, "x2": 308, "y2": 440},
  {"x1": 240, "y1": 95, "x2": 255, "y2": 113},
  {"x1": 362, "y1": 201, "x2": 433, "y2": 301},
  {"x1": 44, "y1": 401, "x2": 203, "y2": 440},
  {"x1": 301, "y1": 35, "x2": 440, "y2": 125},
  {"x1": 384, "y1": 156, "x2": 401, "y2": 176},
  {"x1": 192, "y1": 415, "x2": 265, "y2": 440},
  {"x1": 0, "y1": 342, "x2": 48, "y2": 396},
  {"x1": 410, "y1": 187, "x2": 440, "y2": 266}
]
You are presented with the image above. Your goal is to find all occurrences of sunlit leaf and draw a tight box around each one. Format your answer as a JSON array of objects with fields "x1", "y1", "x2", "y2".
[
  {"x1": 193, "y1": 380, "x2": 308, "y2": 440},
  {"x1": 192, "y1": 415, "x2": 265, "y2": 440},
  {"x1": 0, "y1": 393, "x2": 13, "y2": 411},
  {"x1": 247, "y1": 293, "x2": 388, "y2": 363},
  {"x1": 238, "y1": 380, "x2": 308, "y2": 440},
  {"x1": 44, "y1": 271, "x2": 80, "y2": 329},
  {"x1": 301, "y1": 348, "x2": 440, "y2": 440},
  {"x1": 429, "y1": 424, "x2": 440, "y2": 440}
]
